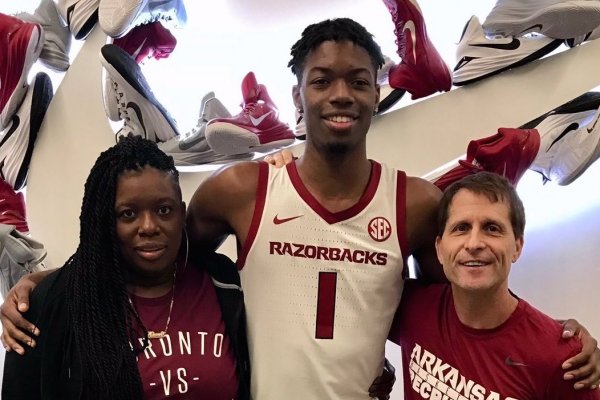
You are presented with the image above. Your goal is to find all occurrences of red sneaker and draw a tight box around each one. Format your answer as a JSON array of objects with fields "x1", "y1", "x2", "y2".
[
  {"x1": 433, "y1": 128, "x2": 540, "y2": 191},
  {"x1": 382, "y1": 0, "x2": 452, "y2": 100},
  {"x1": 113, "y1": 20, "x2": 177, "y2": 63},
  {"x1": 0, "y1": 178, "x2": 28, "y2": 234},
  {"x1": 205, "y1": 72, "x2": 295, "y2": 155},
  {"x1": 0, "y1": 13, "x2": 44, "y2": 130}
]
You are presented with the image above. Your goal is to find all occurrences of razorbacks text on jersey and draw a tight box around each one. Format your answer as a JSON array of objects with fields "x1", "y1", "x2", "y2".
[{"x1": 238, "y1": 160, "x2": 408, "y2": 399}]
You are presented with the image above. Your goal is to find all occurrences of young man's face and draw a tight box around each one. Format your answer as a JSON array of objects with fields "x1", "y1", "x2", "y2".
[
  {"x1": 293, "y1": 40, "x2": 380, "y2": 153},
  {"x1": 435, "y1": 189, "x2": 524, "y2": 295}
]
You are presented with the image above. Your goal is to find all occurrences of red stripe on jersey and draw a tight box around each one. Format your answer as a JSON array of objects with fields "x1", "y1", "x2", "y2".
[
  {"x1": 286, "y1": 160, "x2": 382, "y2": 224},
  {"x1": 237, "y1": 161, "x2": 269, "y2": 270},
  {"x1": 315, "y1": 271, "x2": 337, "y2": 339},
  {"x1": 396, "y1": 170, "x2": 409, "y2": 277}
]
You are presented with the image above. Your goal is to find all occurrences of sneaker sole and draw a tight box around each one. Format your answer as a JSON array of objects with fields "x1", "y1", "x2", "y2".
[
  {"x1": 99, "y1": 0, "x2": 148, "y2": 38},
  {"x1": 205, "y1": 122, "x2": 295, "y2": 155},
  {"x1": 483, "y1": 2, "x2": 600, "y2": 39}
]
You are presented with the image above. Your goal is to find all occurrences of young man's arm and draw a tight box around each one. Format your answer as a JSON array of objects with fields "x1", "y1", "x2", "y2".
[
  {"x1": 186, "y1": 161, "x2": 261, "y2": 254},
  {"x1": 405, "y1": 177, "x2": 447, "y2": 283}
]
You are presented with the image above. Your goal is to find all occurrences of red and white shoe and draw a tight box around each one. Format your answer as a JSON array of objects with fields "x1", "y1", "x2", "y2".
[
  {"x1": 433, "y1": 128, "x2": 541, "y2": 191},
  {"x1": 205, "y1": 72, "x2": 295, "y2": 155},
  {"x1": 0, "y1": 13, "x2": 44, "y2": 130},
  {"x1": 0, "y1": 178, "x2": 28, "y2": 234},
  {"x1": 382, "y1": 0, "x2": 452, "y2": 100}
]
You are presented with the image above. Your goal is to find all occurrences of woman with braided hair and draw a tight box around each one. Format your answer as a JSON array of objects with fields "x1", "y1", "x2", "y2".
[{"x1": 2, "y1": 135, "x2": 249, "y2": 399}]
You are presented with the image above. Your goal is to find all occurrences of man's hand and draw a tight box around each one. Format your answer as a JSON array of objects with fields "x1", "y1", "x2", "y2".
[
  {"x1": 1, "y1": 273, "x2": 44, "y2": 354},
  {"x1": 368, "y1": 358, "x2": 396, "y2": 399},
  {"x1": 263, "y1": 150, "x2": 295, "y2": 168},
  {"x1": 561, "y1": 319, "x2": 600, "y2": 390}
]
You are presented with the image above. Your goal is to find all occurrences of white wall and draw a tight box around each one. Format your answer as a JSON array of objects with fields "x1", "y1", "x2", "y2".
[{"x1": 20, "y1": 25, "x2": 600, "y2": 400}]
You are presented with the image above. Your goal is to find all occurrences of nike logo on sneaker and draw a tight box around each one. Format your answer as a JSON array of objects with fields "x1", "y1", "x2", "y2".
[
  {"x1": 519, "y1": 24, "x2": 543, "y2": 35},
  {"x1": 547, "y1": 122, "x2": 579, "y2": 151},
  {"x1": 67, "y1": 4, "x2": 75, "y2": 27},
  {"x1": 403, "y1": 20, "x2": 417, "y2": 63},
  {"x1": 178, "y1": 129, "x2": 206, "y2": 151},
  {"x1": 587, "y1": 113, "x2": 600, "y2": 133},
  {"x1": 250, "y1": 111, "x2": 273, "y2": 127},
  {"x1": 0, "y1": 158, "x2": 6, "y2": 182},
  {"x1": 126, "y1": 102, "x2": 148, "y2": 139},
  {"x1": 132, "y1": 38, "x2": 148, "y2": 61},
  {"x1": 273, "y1": 214, "x2": 303, "y2": 225},
  {"x1": 470, "y1": 37, "x2": 521, "y2": 51},
  {"x1": 505, "y1": 357, "x2": 527, "y2": 367},
  {"x1": 453, "y1": 56, "x2": 477, "y2": 72},
  {"x1": 0, "y1": 115, "x2": 20, "y2": 148}
]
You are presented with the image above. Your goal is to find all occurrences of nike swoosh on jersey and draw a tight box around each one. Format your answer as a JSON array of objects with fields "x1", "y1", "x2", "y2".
[
  {"x1": 470, "y1": 37, "x2": 521, "y2": 51},
  {"x1": 403, "y1": 20, "x2": 418, "y2": 63},
  {"x1": 273, "y1": 214, "x2": 303, "y2": 224},
  {"x1": 505, "y1": 357, "x2": 527, "y2": 367},
  {"x1": 547, "y1": 122, "x2": 579, "y2": 151},
  {"x1": 249, "y1": 111, "x2": 273, "y2": 127}
]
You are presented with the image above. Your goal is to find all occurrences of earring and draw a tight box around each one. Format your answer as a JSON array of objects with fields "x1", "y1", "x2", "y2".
[
  {"x1": 373, "y1": 106, "x2": 379, "y2": 115},
  {"x1": 297, "y1": 108, "x2": 303, "y2": 115}
]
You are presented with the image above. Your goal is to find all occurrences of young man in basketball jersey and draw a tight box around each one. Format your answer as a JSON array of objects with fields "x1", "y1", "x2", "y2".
[
  {"x1": 2, "y1": 17, "x2": 599, "y2": 400},
  {"x1": 389, "y1": 172, "x2": 600, "y2": 399}
]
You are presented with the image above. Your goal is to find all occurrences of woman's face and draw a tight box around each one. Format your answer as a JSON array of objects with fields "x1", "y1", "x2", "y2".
[{"x1": 114, "y1": 166, "x2": 185, "y2": 281}]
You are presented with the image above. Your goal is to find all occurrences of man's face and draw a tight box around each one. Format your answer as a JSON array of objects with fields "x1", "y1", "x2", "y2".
[
  {"x1": 435, "y1": 189, "x2": 524, "y2": 294},
  {"x1": 293, "y1": 40, "x2": 380, "y2": 153}
]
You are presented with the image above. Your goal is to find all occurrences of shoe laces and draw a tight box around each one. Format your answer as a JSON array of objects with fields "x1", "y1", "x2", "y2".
[{"x1": 111, "y1": 80, "x2": 137, "y2": 142}]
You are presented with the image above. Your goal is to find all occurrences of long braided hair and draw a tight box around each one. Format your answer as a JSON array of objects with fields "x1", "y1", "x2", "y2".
[{"x1": 64, "y1": 135, "x2": 180, "y2": 399}]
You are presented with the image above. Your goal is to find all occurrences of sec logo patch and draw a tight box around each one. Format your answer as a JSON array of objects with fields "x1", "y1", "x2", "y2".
[{"x1": 368, "y1": 217, "x2": 392, "y2": 242}]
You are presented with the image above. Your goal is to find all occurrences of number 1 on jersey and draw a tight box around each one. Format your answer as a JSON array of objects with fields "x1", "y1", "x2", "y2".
[{"x1": 315, "y1": 272, "x2": 337, "y2": 339}]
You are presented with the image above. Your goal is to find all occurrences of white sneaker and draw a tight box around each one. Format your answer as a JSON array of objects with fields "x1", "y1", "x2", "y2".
[
  {"x1": 528, "y1": 92, "x2": 600, "y2": 185},
  {"x1": 453, "y1": 16, "x2": 562, "y2": 86},
  {"x1": 99, "y1": 0, "x2": 187, "y2": 38},
  {"x1": 158, "y1": 92, "x2": 252, "y2": 165},
  {"x1": 483, "y1": 0, "x2": 600, "y2": 39},
  {"x1": 0, "y1": 73, "x2": 53, "y2": 191},
  {"x1": 0, "y1": 224, "x2": 46, "y2": 299},
  {"x1": 56, "y1": 0, "x2": 100, "y2": 40},
  {"x1": 100, "y1": 44, "x2": 179, "y2": 142},
  {"x1": 16, "y1": 0, "x2": 72, "y2": 72}
]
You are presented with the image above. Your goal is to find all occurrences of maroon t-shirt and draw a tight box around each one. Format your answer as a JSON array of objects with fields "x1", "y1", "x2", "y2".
[
  {"x1": 389, "y1": 281, "x2": 600, "y2": 400},
  {"x1": 130, "y1": 263, "x2": 238, "y2": 399}
]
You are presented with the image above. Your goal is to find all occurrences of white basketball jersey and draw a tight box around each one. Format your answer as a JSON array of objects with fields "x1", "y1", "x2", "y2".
[{"x1": 239, "y1": 161, "x2": 408, "y2": 399}]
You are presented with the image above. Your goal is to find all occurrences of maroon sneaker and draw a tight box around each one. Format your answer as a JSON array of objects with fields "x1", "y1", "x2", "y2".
[
  {"x1": 0, "y1": 13, "x2": 44, "y2": 130},
  {"x1": 112, "y1": 20, "x2": 177, "y2": 63},
  {"x1": 0, "y1": 178, "x2": 28, "y2": 234},
  {"x1": 205, "y1": 72, "x2": 295, "y2": 155},
  {"x1": 433, "y1": 128, "x2": 541, "y2": 191},
  {"x1": 382, "y1": 0, "x2": 452, "y2": 100}
]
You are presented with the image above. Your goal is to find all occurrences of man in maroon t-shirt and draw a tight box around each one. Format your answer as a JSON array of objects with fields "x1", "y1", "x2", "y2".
[{"x1": 390, "y1": 172, "x2": 600, "y2": 400}]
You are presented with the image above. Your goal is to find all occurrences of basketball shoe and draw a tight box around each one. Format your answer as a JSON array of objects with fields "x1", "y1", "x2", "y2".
[
  {"x1": 206, "y1": 72, "x2": 295, "y2": 155},
  {"x1": 16, "y1": 0, "x2": 72, "y2": 72},
  {"x1": 0, "y1": 178, "x2": 29, "y2": 234},
  {"x1": 100, "y1": 44, "x2": 179, "y2": 142},
  {"x1": 158, "y1": 92, "x2": 253, "y2": 165},
  {"x1": 453, "y1": 16, "x2": 562, "y2": 86},
  {"x1": 565, "y1": 25, "x2": 600, "y2": 47},
  {"x1": 0, "y1": 73, "x2": 53, "y2": 192},
  {"x1": 56, "y1": 0, "x2": 100, "y2": 40},
  {"x1": 375, "y1": 55, "x2": 406, "y2": 115},
  {"x1": 483, "y1": 0, "x2": 600, "y2": 39},
  {"x1": 99, "y1": 0, "x2": 187, "y2": 38},
  {"x1": 382, "y1": 0, "x2": 452, "y2": 100},
  {"x1": 103, "y1": 21, "x2": 177, "y2": 121},
  {"x1": 527, "y1": 93, "x2": 600, "y2": 185},
  {"x1": 0, "y1": 14, "x2": 44, "y2": 131},
  {"x1": 0, "y1": 223, "x2": 47, "y2": 298},
  {"x1": 432, "y1": 128, "x2": 541, "y2": 191}
]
